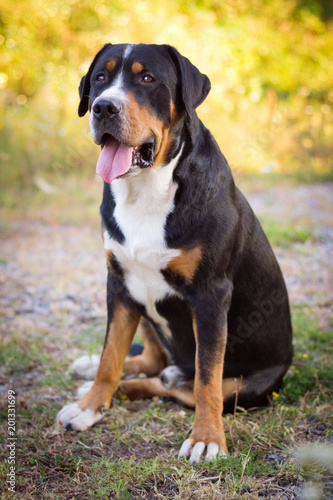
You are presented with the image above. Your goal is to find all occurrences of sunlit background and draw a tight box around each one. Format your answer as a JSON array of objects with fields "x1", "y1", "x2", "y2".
[{"x1": 1, "y1": 0, "x2": 332, "y2": 214}]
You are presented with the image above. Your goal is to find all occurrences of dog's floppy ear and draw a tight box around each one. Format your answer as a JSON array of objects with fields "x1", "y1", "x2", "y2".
[
  {"x1": 78, "y1": 43, "x2": 112, "y2": 117},
  {"x1": 166, "y1": 45, "x2": 211, "y2": 140}
]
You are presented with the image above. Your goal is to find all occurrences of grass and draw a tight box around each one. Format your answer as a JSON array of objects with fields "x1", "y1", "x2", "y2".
[
  {"x1": 260, "y1": 220, "x2": 314, "y2": 247},
  {"x1": 1, "y1": 303, "x2": 332, "y2": 498}
]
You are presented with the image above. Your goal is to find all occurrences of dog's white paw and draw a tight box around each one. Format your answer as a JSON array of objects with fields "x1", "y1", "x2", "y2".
[
  {"x1": 178, "y1": 438, "x2": 227, "y2": 465},
  {"x1": 56, "y1": 402, "x2": 103, "y2": 431},
  {"x1": 160, "y1": 365, "x2": 186, "y2": 389},
  {"x1": 76, "y1": 381, "x2": 94, "y2": 399},
  {"x1": 71, "y1": 354, "x2": 100, "y2": 379}
]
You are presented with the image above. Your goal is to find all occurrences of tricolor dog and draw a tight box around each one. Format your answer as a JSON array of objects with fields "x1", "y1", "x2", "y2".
[{"x1": 57, "y1": 43, "x2": 293, "y2": 464}]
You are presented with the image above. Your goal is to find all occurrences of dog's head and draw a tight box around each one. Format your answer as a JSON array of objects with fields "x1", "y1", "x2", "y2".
[{"x1": 78, "y1": 43, "x2": 210, "y2": 182}]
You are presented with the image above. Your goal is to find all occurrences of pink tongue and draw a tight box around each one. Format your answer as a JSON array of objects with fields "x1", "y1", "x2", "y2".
[{"x1": 96, "y1": 136, "x2": 134, "y2": 183}]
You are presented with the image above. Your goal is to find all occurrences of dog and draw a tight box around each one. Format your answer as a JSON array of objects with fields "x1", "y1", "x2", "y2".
[{"x1": 57, "y1": 43, "x2": 293, "y2": 464}]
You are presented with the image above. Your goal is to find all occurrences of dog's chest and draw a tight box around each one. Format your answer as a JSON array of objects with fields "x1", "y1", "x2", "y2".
[{"x1": 104, "y1": 161, "x2": 180, "y2": 335}]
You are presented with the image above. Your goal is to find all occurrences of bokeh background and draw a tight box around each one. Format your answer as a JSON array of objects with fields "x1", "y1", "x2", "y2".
[{"x1": 0, "y1": 0, "x2": 332, "y2": 214}]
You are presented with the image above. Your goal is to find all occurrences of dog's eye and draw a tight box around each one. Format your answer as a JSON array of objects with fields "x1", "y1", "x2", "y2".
[
  {"x1": 96, "y1": 74, "x2": 106, "y2": 82},
  {"x1": 142, "y1": 74, "x2": 154, "y2": 83}
]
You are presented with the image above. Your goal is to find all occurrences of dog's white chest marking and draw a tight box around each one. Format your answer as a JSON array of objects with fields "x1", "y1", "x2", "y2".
[{"x1": 104, "y1": 152, "x2": 182, "y2": 338}]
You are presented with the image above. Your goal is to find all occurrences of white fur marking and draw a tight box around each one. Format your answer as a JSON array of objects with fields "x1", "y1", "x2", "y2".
[
  {"x1": 160, "y1": 365, "x2": 185, "y2": 388},
  {"x1": 76, "y1": 381, "x2": 94, "y2": 399},
  {"x1": 96, "y1": 72, "x2": 127, "y2": 103},
  {"x1": 123, "y1": 44, "x2": 133, "y2": 59},
  {"x1": 178, "y1": 439, "x2": 227, "y2": 463},
  {"x1": 57, "y1": 402, "x2": 81, "y2": 425},
  {"x1": 71, "y1": 354, "x2": 100, "y2": 380},
  {"x1": 189, "y1": 442, "x2": 206, "y2": 465},
  {"x1": 178, "y1": 438, "x2": 193, "y2": 459},
  {"x1": 205, "y1": 442, "x2": 219, "y2": 461},
  {"x1": 205, "y1": 443, "x2": 222, "y2": 462},
  {"x1": 104, "y1": 149, "x2": 183, "y2": 340},
  {"x1": 56, "y1": 403, "x2": 103, "y2": 431}
]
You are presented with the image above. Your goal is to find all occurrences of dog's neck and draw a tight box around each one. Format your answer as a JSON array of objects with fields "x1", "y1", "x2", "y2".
[{"x1": 110, "y1": 146, "x2": 183, "y2": 213}]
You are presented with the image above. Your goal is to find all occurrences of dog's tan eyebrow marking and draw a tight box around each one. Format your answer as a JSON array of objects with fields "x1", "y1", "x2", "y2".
[
  {"x1": 132, "y1": 62, "x2": 144, "y2": 74},
  {"x1": 106, "y1": 59, "x2": 116, "y2": 71}
]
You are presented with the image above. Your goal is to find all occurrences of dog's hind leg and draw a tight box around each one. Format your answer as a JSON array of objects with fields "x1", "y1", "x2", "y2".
[
  {"x1": 123, "y1": 318, "x2": 168, "y2": 377},
  {"x1": 116, "y1": 377, "x2": 195, "y2": 408},
  {"x1": 222, "y1": 364, "x2": 290, "y2": 412}
]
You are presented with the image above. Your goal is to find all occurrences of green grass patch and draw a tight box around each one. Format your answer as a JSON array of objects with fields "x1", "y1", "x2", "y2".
[
  {"x1": 71, "y1": 322, "x2": 106, "y2": 353},
  {"x1": 281, "y1": 307, "x2": 333, "y2": 404},
  {"x1": 260, "y1": 219, "x2": 314, "y2": 247},
  {"x1": 0, "y1": 332, "x2": 51, "y2": 375}
]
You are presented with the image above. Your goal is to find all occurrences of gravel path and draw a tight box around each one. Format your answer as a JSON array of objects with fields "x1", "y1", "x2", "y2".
[
  {"x1": 247, "y1": 183, "x2": 333, "y2": 330},
  {"x1": 1, "y1": 183, "x2": 332, "y2": 337}
]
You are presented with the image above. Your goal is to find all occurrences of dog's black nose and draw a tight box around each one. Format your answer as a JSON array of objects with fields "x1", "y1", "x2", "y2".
[{"x1": 92, "y1": 99, "x2": 122, "y2": 120}]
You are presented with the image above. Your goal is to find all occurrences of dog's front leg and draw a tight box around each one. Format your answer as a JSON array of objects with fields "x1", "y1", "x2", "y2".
[
  {"x1": 57, "y1": 300, "x2": 140, "y2": 431},
  {"x1": 179, "y1": 281, "x2": 232, "y2": 464}
]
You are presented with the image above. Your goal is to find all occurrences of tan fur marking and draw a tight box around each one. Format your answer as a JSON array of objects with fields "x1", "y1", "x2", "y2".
[
  {"x1": 191, "y1": 317, "x2": 228, "y2": 451},
  {"x1": 76, "y1": 304, "x2": 140, "y2": 413},
  {"x1": 125, "y1": 92, "x2": 174, "y2": 168},
  {"x1": 154, "y1": 130, "x2": 174, "y2": 168},
  {"x1": 222, "y1": 377, "x2": 243, "y2": 403},
  {"x1": 123, "y1": 318, "x2": 168, "y2": 376},
  {"x1": 169, "y1": 246, "x2": 203, "y2": 282},
  {"x1": 106, "y1": 59, "x2": 116, "y2": 71},
  {"x1": 105, "y1": 249, "x2": 112, "y2": 263},
  {"x1": 192, "y1": 364, "x2": 227, "y2": 449},
  {"x1": 170, "y1": 100, "x2": 177, "y2": 124},
  {"x1": 132, "y1": 61, "x2": 144, "y2": 74},
  {"x1": 105, "y1": 250, "x2": 117, "y2": 275},
  {"x1": 116, "y1": 374, "x2": 238, "y2": 411}
]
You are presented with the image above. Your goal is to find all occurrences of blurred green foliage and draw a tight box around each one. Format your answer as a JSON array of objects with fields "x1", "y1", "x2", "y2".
[{"x1": 0, "y1": 0, "x2": 332, "y2": 203}]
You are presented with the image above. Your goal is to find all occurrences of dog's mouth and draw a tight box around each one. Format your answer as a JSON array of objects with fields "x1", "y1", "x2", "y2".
[{"x1": 96, "y1": 134, "x2": 156, "y2": 183}]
